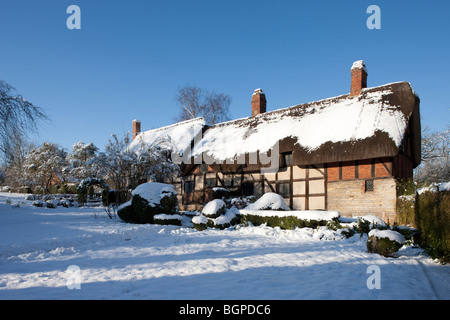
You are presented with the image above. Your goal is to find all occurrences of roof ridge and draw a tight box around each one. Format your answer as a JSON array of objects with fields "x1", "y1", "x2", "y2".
[{"x1": 141, "y1": 117, "x2": 205, "y2": 134}]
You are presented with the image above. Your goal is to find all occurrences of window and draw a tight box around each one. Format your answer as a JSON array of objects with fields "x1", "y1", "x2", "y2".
[
  {"x1": 224, "y1": 175, "x2": 233, "y2": 187},
  {"x1": 365, "y1": 180, "x2": 374, "y2": 192},
  {"x1": 205, "y1": 178, "x2": 216, "y2": 188},
  {"x1": 233, "y1": 175, "x2": 242, "y2": 187},
  {"x1": 184, "y1": 181, "x2": 194, "y2": 193},
  {"x1": 281, "y1": 152, "x2": 293, "y2": 167},
  {"x1": 278, "y1": 183, "x2": 290, "y2": 198}
]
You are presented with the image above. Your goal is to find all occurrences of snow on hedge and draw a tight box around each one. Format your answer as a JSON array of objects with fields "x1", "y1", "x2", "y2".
[
  {"x1": 240, "y1": 209, "x2": 340, "y2": 222},
  {"x1": 356, "y1": 215, "x2": 387, "y2": 228},
  {"x1": 202, "y1": 199, "x2": 226, "y2": 216},
  {"x1": 118, "y1": 200, "x2": 132, "y2": 211},
  {"x1": 131, "y1": 182, "x2": 176, "y2": 206},
  {"x1": 417, "y1": 181, "x2": 450, "y2": 194},
  {"x1": 154, "y1": 214, "x2": 183, "y2": 221},
  {"x1": 368, "y1": 229, "x2": 406, "y2": 244},
  {"x1": 245, "y1": 192, "x2": 290, "y2": 211},
  {"x1": 439, "y1": 181, "x2": 450, "y2": 192},
  {"x1": 214, "y1": 207, "x2": 239, "y2": 226},
  {"x1": 192, "y1": 215, "x2": 208, "y2": 225}
]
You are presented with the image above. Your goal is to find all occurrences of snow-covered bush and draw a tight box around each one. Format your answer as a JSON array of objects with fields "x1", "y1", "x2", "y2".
[
  {"x1": 192, "y1": 214, "x2": 209, "y2": 231},
  {"x1": 367, "y1": 229, "x2": 406, "y2": 257},
  {"x1": 153, "y1": 214, "x2": 183, "y2": 226},
  {"x1": 117, "y1": 183, "x2": 178, "y2": 224},
  {"x1": 355, "y1": 215, "x2": 387, "y2": 234},
  {"x1": 245, "y1": 192, "x2": 290, "y2": 211},
  {"x1": 202, "y1": 199, "x2": 226, "y2": 218},
  {"x1": 240, "y1": 209, "x2": 340, "y2": 230},
  {"x1": 193, "y1": 201, "x2": 240, "y2": 231}
]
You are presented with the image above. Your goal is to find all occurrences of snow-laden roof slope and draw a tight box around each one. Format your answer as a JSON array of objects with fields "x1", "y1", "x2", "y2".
[
  {"x1": 129, "y1": 117, "x2": 205, "y2": 154},
  {"x1": 190, "y1": 82, "x2": 420, "y2": 165}
]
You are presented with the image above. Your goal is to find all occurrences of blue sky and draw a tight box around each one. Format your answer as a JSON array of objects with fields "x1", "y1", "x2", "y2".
[{"x1": 0, "y1": 0, "x2": 449, "y2": 152}]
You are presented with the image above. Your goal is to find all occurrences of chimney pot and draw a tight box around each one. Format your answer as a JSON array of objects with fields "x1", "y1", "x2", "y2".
[
  {"x1": 251, "y1": 88, "x2": 267, "y2": 117},
  {"x1": 132, "y1": 119, "x2": 141, "y2": 141},
  {"x1": 350, "y1": 60, "x2": 368, "y2": 97}
]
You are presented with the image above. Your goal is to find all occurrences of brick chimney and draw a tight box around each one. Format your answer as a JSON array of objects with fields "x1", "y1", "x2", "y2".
[
  {"x1": 132, "y1": 119, "x2": 141, "y2": 141},
  {"x1": 251, "y1": 88, "x2": 266, "y2": 117},
  {"x1": 350, "y1": 60, "x2": 368, "y2": 97}
]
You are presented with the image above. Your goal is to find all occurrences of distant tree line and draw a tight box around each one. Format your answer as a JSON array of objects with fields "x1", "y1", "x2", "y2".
[{"x1": 0, "y1": 134, "x2": 179, "y2": 194}]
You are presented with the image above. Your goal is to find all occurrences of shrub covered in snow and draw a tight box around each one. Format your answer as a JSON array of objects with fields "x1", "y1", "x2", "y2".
[
  {"x1": 193, "y1": 201, "x2": 240, "y2": 231},
  {"x1": 192, "y1": 214, "x2": 209, "y2": 231},
  {"x1": 202, "y1": 199, "x2": 226, "y2": 218},
  {"x1": 367, "y1": 229, "x2": 406, "y2": 257},
  {"x1": 153, "y1": 214, "x2": 183, "y2": 226},
  {"x1": 355, "y1": 215, "x2": 388, "y2": 234},
  {"x1": 245, "y1": 192, "x2": 290, "y2": 211},
  {"x1": 240, "y1": 209, "x2": 340, "y2": 230},
  {"x1": 117, "y1": 183, "x2": 178, "y2": 224}
]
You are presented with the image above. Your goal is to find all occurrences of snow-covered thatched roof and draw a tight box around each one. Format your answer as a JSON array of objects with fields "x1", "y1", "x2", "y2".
[
  {"x1": 131, "y1": 82, "x2": 420, "y2": 168},
  {"x1": 190, "y1": 81, "x2": 421, "y2": 166},
  {"x1": 128, "y1": 117, "x2": 205, "y2": 155}
]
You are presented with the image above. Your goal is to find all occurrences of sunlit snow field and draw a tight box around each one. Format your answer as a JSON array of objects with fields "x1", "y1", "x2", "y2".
[{"x1": 0, "y1": 192, "x2": 448, "y2": 300}]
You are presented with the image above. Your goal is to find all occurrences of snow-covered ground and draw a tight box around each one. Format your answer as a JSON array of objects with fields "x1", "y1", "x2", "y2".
[{"x1": 0, "y1": 192, "x2": 449, "y2": 300}]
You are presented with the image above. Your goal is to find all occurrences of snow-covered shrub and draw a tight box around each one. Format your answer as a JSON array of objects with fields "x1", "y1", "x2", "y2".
[
  {"x1": 213, "y1": 207, "x2": 240, "y2": 229},
  {"x1": 240, "y1": 210, "x2": 340, "y2": 230},
  {"x1": 32, "y1": 200, "x2": 43, "y2": 207},
  {"x1": 45, "y1": 200, "x2": 58, "y2": 209},
  {"x1": 356, "y1": 215, "x2": 387, "y2": 234},
  {"x1": 192, "y1": 214, "x2": 209, "y2": 231},
  {"x1": 202, "y1": 199, "x2": 226, "y2": 218},
  {"x1": 153, "y1": 214, "x2": 183, "y2": 226},
  {"x1": 193, "y1": 203, "x2": 240, "y2": 231},
  {"x1": 117, "y1": 183, "x2": 178, "y2": 224},
  {"x1": 245, "y1": 192, "x2": 290, "y2": 211},
  {"x1": 367, "y1": 229, "x2": 406, "y2": 257},
  {"x1": 225, "y1": 196, "x2": 256, "y2": 209}
]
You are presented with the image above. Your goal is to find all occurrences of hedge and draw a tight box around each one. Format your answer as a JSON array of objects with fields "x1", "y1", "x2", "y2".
[
  {"x1": 240, "y1": 214, "x2": 330, "y2": 230},
  {"x1": 414, "y1": 190, "x2": 450, "y2": 263}
]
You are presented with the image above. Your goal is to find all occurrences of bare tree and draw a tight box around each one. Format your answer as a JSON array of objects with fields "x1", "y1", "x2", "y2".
[
  {"x1": 414, "y1": 126, "x2": 449, "y2": 183},
  {"x1": 0, "y1": 80, "x2": 49, "y2": 158},
  {"x1": 96, "y1": 132, "x2": 179, "y2": 191},
  {"x1": 174, "y1": 85, "x2": 231, "y2": 126},
  {"x1": 3, "y1": 129, "x2": 35, "y2": 188}
]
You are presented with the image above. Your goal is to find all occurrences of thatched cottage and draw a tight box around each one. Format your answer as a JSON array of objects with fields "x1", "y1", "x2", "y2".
[{"x1": 130, "y1": 60, "x2": 421, "y2": 223}]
